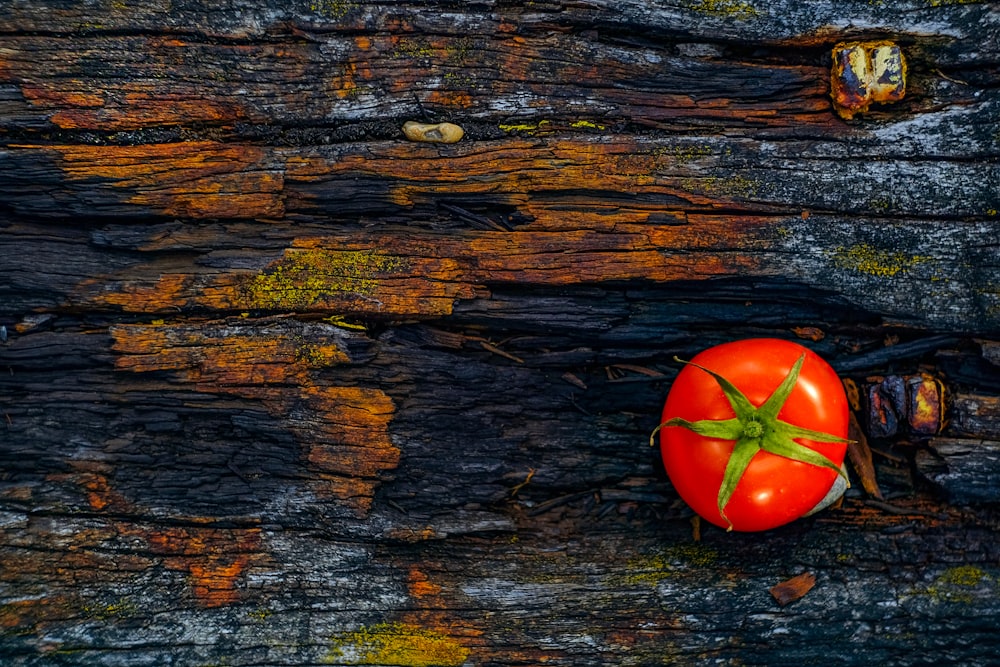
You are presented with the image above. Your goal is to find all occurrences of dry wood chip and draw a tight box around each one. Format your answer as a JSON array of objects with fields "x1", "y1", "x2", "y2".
[
  {"x1": 791, "y1": 326, "x2": 825, "y2": 342},
  {"x1": 847, "y1": 411, "x2": 884, "y2": 500},
  {"x1": 561, "y1": 372, "x2": 588, "y2": 390},
  {"x1": 610, "y1": 363, "x2": 665, "y2": 377},
  {"x1": 480, "y1": 341, "x2": 524, "y2": 363},
  {"x1": 509, "y1": 469, "x2": 535, "y2": 497},
  {"x1": 770, "y1": 572, "x2": 816, "y2": 606}
]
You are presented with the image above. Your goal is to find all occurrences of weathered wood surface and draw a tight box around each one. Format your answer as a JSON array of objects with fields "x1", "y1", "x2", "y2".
[{"x1": 2, "y1": 2, "x2": 1000, "y2": 665}]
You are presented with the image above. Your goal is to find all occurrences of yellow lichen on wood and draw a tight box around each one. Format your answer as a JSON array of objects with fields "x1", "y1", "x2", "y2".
[
  {"x1": 328, "y1": 622, "x2": 469, "y2": 667},
  {"x1": 239, "y1": 248, "x2": 408, "y2": 311},
  {"x1": 310, "y1": 0, "x2": 356, "y2": 19},
  {"x1": 570, "y1": 119, "x2": 606, "y2": 130},
  {"x1": 831, "y1": 243, "x2": 931, "y2": 278},
  {"x1": 623, "y1": 544, "x2": 720, "y2": 585},
  {"x1": 937, "y1": 565, "x2": 992, "y2": 587},
  {"x1": 687, "y1": 0, "x2": 759, "y2": 19},
  {"x1": 498, "y1": 119, "x2": 551, "y2": 133},
  {"x1": 922, "y1": 566, "x2": 995, "y2": 604}
]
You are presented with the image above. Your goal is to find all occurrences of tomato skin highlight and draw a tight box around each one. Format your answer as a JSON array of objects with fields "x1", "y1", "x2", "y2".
[{"x1": 659, "y1": 338, "x2": 849, "y2": 532}]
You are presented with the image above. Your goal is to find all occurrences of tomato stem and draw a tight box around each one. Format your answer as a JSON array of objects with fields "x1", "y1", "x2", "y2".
[{"x1": 743, "y1": 419, "x2": 764, "y2": 439}]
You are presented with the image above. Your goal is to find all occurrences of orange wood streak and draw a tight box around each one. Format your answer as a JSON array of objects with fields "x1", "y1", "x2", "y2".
[
  {"x1": 3, "y1": 32, "x2": 829, "y2": 134},
  {"x1": 303, "y1": 386, "x2": 400, "y2": 478},
  {"x1": 425, "y1": 89, "x2": 474, "y2": 108},
  {"x1": 90, "y1": 216, "x2": 769, "y2": 317},
  {"x1": 93, "y1": 274, "x2": 191, "y2": 314},
  {"x1": 20, "y1": 85, "x2": 105, "y2": 110},
  {"x1": 141, "y1": 526, "x2": 263, "y2": 608},
  {"x1": 57, "y1": 135, "x2": 782, "y2": 316},
  {"x1": 111, "y1": 323, "x2": 399, "y2": 516},
  {"x1": 0, "y1": 596, "x2": 76, "y2": 631},
  {"x1": 34, "y1": 142, "x2": 284, "y2": 219},
  {"x1": 6, "y1": 37, "x2": 312, "y2": 129},
  {"x1": 396, "y1": 566, "x2": 485, "y2": 662},
  {"x1": 408, "y1": 568, "x2": 443, "y2": 598},
  {"x1": 110, "y1": 322, "x2": 349, "y2": 387},
  {"x1": 76, "y1": 471, "x2": 131, "y2": 512},
  {"x1": 17, "y1": 136, "x2": 783, "y2": 225},
  {"x1": 284, "y1": 138, "x2": 766, "y2": 213},
  {"x1": 0, "y1": 520, "x2": 265, "y2": 622},
  {"x1": 51, "y1": 96, "x2": 238, "y2": 130}
]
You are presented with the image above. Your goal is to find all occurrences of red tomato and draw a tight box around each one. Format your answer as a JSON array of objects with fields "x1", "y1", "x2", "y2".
[{"x1": 659, "y1": 338, "x2": 849, "y2": 532}]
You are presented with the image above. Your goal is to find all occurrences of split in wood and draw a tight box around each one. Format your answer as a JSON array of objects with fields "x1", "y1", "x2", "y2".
[
  {"x1": 438, "y1": 202, "x2": 513, "y2": 231},
  {"x1": 831, "y1": 41, "x2": 906, "y2": 120},
  {"x1": 605, "y1": 364, "x2": 667, "y2": 383},
  {"x1": 832, "y1": 336, "x2": 957, "y2": 373}
]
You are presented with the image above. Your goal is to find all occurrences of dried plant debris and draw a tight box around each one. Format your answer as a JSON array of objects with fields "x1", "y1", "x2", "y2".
[{"x1": 770, "y1": 572, "x2": 817, "y2": 606}]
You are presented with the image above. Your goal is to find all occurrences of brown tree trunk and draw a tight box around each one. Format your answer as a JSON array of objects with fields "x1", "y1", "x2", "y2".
[{"x1": 2, "y1": 2, "x2": 999, "y2": 665}]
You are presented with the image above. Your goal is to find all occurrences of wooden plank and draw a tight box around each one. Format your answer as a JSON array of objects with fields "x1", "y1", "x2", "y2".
[
  {"x1": 2, "y1": 214, "x2": 998, "y2": 333},
  {"x1": 6, "y1": 135, "x2": 1000, "y2": 219},
  {"x1": 1, "y1": 8, "x2": 998, "y2": 135},
  {"x1": 1, "y1": 1, "x2": 998, "y2": 64},
  {"x1": 2, "y1": 2, "x2": 1000, "y2": 666}
]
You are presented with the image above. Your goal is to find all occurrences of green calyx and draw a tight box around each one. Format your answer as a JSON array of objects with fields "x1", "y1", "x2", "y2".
[{"x1": 651, "y1": 353, "x2": 850, "y2": 531}]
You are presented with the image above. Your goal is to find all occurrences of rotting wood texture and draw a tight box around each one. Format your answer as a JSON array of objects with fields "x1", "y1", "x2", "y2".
[{"x1": 2, "y1": 2, "x2": 1000, "y2": 666}]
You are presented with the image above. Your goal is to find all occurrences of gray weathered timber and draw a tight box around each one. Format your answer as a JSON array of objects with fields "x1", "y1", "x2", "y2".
[{"x1": 1, "y1": 2, "x2": 1000, "y2": 666}]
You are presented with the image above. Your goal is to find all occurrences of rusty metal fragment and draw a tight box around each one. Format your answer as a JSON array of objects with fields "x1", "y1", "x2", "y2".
[
  {"x1": 866, "y1": 374, "x2": 907, "y2": 438},
  {"x1": 907, "y1": 374, "x2": 947, "y2": 435},
  {"x1": 864, "y1": 374, "x2": 947, "y2": 439},
  {"x1": 831, "y1": 41, "x2": 907, "y2": 120}
]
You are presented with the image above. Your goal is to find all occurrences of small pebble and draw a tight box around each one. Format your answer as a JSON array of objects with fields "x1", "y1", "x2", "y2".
[{"x1": 402, "y1": 121, "x2": 464, "y2": 144}]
